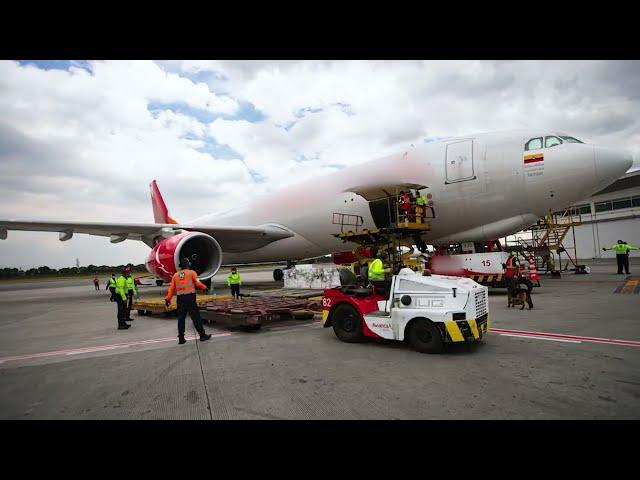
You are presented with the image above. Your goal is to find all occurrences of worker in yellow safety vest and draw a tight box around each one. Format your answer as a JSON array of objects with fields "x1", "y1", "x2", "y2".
[
  {"x1": 227, "y1": 267, "x2": 242, "y2": 300},
  {"x1": 603, "y1": 240, "x2": 639, "y2": 274},
  {"x1": 107, "y1": 274, "x2": 117, "y2": 302},
  {"x1": 415, "y1": 190, "x2": 427, "y2": 222},
  {"x1": 125, "y1": 269, "x2": 138, "y2": 321},
  {"x1": 368, "y1": 251, "x2": 392, "y2": 297},
  {"x1": 165, "y1": 258, "x2": 211, "y2": 345},
  {"x1": 115, "y1": 267, "x2": 132, "y2": 330}
]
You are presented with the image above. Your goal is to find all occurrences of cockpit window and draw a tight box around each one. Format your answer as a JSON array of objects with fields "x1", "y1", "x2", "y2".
[
  {"x1": 560, "y1": 135, "x2": 583, "y2": 144},
  {"x1": 545, "y1": 136, "x2": 563, "y2": 148},
  {"x1": 525, "y1": 137, "x2": 543, "y2": 151}
]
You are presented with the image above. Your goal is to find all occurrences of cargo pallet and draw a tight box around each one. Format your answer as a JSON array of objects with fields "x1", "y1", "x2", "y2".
[
  {"x1": 133, "y1": 294, "x2": 232, "y2": 316},
  {"x1": 199, "y1": 297, "x2": 321, "y2": 331}
]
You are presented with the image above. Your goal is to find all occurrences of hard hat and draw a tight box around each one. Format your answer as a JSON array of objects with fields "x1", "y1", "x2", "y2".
[
  {"x1": 618, "y1": 240, "x2": 624, "y2": 244},
  {"x1": 180, "y1": 258, "x2": 191, "y2": 269}
]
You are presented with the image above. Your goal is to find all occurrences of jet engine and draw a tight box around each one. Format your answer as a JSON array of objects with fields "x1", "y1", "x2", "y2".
[{"x1": 145, "y1": 231, "x2": 223, "y2": 282}]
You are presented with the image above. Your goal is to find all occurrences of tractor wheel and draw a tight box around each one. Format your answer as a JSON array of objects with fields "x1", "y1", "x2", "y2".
[
  {"x1": 155, "y1": 280, "x2": 164, "y2": 286},
  {"x1": 332, "y1": 304, "x2": 363, "y2": 343},
  {"x1": 408, "y1": 319, "x2": 444, "y2": 354},
  {"x1": 273, "y1": 268, "x2": 284, "y2": 281}
]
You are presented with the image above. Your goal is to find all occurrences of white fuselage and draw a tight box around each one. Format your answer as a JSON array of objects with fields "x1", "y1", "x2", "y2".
[{"x1": 190, "y1": 130, "x2": 632, "y2": 264}]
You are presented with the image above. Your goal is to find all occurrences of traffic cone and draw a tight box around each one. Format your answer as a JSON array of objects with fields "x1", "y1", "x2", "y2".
[{"x1": 527, "y1": 255, "x2": 540, "y2": 284}]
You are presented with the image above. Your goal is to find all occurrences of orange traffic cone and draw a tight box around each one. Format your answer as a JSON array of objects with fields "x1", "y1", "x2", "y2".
[{"x1": 527, "y1": 255, "x2": 540, "y2": 284}]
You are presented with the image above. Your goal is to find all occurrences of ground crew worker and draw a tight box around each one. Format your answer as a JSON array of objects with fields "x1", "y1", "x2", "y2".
[
  {"x1": 115, "y1": 268, "x2": 131, "y2": 330},
  {"x1": 107, "y1": 274, "x2": 117, "y2": 302},
  {"x1": 503, "y1": 251, "x2": 519, "y2": 300},
  {"x1": 93, "y1": 276, "x2": 99, "y2": 291},
  {"x1": 398, "y1": 191, "x2": 412, "y2": 222},
  {"x1": 603, "y1": 240, "x2": 638, "y2": 274},
  {"x1": 125, "y1": 269, "x2": 138, "y2": 321},
  {"x1": 368, "y1": 251, "x2": 392, "y2": 297},
  {"x1": 227, "y1": 267, "x2": 242, "y2": 300},
  {"x1": 415, "y1": 190, "x2": 427, "y2": 222},
  {"x1": 165, "y1": 258, "x2": 212, "y2": 345}
]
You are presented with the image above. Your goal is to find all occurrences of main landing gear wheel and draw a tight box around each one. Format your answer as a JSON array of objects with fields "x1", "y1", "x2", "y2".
[
  {"x1": 408, "y1": 318, "x2": 444, "y2": 354},
  {"x1": 273, "y1": 268, "x2": 284, "y2": 281},
  {"x1": 332, "y1": 304, "x2": 363, "y2": 343}
]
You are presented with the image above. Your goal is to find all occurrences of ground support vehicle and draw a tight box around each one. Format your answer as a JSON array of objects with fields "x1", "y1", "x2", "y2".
[{"x1": 322, "y1": 268, "x2": 489, "y2": 353}]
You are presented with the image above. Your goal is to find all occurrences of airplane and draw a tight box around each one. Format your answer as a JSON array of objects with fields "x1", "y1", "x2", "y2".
[{"x1": 0, "y1": 129, "x2": 633, "y2": 283}]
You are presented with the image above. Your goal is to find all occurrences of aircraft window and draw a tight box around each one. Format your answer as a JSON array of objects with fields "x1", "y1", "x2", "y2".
[
  {"x1": 545, "y1": 136, "x2": 563, "y2": 148},
  {"x1": 525, "y1": 137, "x2": 543, "y2": 151},
  {"x1": 560, "y1": 136, "x2": 584, "y2": 144}
]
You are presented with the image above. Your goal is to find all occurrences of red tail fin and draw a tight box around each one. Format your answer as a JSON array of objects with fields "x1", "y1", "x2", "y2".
[{"x1": 150, "y1": 180, "x2": 178, "y2": 224}]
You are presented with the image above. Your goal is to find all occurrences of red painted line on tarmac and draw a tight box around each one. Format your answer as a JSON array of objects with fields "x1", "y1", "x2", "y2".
[
  {"x1": 0, "y1": 332, "x2": 232, "y2": 364},
  {"x1": 489, "y1": 328, "x2": 640, "y2": 347}
]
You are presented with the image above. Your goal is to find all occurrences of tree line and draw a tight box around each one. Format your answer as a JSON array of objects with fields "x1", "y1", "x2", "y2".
[{"x1": 0, "y1": 264, "x2": 147, "y2": 279}]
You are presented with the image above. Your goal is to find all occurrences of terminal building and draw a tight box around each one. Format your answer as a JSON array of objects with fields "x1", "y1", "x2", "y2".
[{"x1": 560, "y1": 169, "x2": 640, "y2": 260}]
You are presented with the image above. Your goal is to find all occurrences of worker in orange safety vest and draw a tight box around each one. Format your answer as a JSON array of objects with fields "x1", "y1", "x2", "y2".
[{"x1": 165, "y1": 258, "x2": 211, "y2": 345}]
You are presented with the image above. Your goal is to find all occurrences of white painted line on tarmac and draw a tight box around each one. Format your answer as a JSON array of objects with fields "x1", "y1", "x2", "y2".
[{"x1": 500, "y1": 333, "x2": 582, "y2": 344}]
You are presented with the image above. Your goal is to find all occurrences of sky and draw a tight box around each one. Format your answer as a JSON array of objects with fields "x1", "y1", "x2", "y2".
[{"x1": 1, "y1": 60, "x2": 639, "y2": 269}]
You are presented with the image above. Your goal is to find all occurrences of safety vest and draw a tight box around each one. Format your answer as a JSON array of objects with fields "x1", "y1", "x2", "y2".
[
  {"x1": 171, "y1": 269, "x2": 196, "y2": 296},
  {"x1": 125, "y1": 276, "x2": 137, "y2": 293},
  {"x1": 108, "y1": 277, "x2": 116, "y2": 288},
  {"x1": 504, "y1": 256, "x2": 519, "y2": 279},
  {"x1": 368, "y1": 258, "x2": 386, "y2": 281},
  {"x1": 610, "y1": 243, "x2": 629, "y2": 254},
  {"x1": 227, "y1": 272, "x2": 241, "y2": 286},
  {"x1": 115, "y1": 276, "x2": 128, "y2": 301},
  {"x1": 416, "y1": 195, "x2": 426, "y2": 206}
]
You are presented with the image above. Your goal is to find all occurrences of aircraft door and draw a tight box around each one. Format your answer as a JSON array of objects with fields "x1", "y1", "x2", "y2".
[
  {"x1": 445, "y1": 139, "x2": 475, "y2": 183},
  {"x1": 368, "y1": 197, "x2": 397, "y2": 228}
]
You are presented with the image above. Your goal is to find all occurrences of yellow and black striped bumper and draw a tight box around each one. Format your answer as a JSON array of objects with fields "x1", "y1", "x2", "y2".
[
  {"x1": 469, "y1": 274, "x2": 503, "y2": 285},
  {"x1": 444, "y1": 314, "x2": 490, "y2": 342}
]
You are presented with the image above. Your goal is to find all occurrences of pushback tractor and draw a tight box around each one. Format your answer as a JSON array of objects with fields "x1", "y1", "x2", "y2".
[{"x1": 321, "y1": 268, "x2": 489, "y2": 353}]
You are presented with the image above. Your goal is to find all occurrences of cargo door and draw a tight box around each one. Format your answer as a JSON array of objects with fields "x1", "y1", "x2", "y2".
[{"x1": 445, "y1": 139, "x2": 475, "y2": 183}]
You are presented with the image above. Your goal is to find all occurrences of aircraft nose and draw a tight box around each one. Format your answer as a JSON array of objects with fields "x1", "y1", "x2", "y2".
[{"x1": 594, "y1": 146, "x2": 634, "y2": 181}]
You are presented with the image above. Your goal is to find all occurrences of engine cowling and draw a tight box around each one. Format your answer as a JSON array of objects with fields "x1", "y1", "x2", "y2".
[{"x1": 145, "y1": 231, "x2": 223, "y2": 282}]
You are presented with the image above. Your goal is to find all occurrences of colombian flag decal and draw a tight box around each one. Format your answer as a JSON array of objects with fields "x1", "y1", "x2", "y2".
[{"x1": 524, "y1": 153, "x2": 544, "y2": 165}]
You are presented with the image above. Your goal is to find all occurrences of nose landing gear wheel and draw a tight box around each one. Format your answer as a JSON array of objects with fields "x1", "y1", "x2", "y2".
[
  {"x1": 332, "y1": 304, "x2": 363, "y2": 343},
  {"x1": 408, "y1": 318, "x2": 444, "y2": 353}
]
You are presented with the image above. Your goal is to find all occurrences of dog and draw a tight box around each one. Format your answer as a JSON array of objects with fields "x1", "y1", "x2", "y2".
[{"x1": 507, "y1": 288, "x2": 529, "y2": 310}]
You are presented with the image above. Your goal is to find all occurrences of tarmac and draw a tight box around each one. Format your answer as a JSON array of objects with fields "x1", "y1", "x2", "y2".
[{"x1": 0, "y1": 263, "x2": 638, "y2": 419}]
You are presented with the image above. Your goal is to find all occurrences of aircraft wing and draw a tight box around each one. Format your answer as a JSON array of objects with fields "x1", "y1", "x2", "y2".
[{"x1": 0, "y1": 220, "x2": 294, "y2": 251}]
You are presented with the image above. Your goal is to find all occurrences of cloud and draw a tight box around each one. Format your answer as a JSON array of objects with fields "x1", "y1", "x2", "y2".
[{"x1": 1, "y1": 59, "x2": 639, "y2": 268}]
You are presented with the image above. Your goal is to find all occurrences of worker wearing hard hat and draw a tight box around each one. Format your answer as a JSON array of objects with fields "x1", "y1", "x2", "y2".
[
  {"x1": 124, "y1": 269, "x2": 138, "y2": 321},
  {"x1": 165, "y1": 258, "x2": 212, "y2": 345},
  {"x1": 368, "y1": 251, "x2": 392, "y2": 297},
  {"x1": 603, "y1": 240, "x2": 639, "y2": 274},
  {"x1": 115, "y1": 267, "x2": 132, "y2": 330}
]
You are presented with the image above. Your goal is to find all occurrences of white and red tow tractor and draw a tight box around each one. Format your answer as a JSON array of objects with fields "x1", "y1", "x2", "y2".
[{"x1": 322, "y1": 268, "x2": 489, "y2": 353}]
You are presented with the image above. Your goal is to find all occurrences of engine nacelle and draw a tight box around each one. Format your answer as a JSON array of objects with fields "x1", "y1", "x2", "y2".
[{"x1": 145, "y1": 231, "x2": 223, "y2": 282}]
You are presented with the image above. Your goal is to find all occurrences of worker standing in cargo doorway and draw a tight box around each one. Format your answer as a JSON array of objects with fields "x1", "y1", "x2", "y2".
[
  {"x1": 124, "y1": 268, "x2": 138, "y2": 321},
  {"x1": 93, "y1": 276, "x2": 99, "y2": 291},
  {"x1": 603, "y1": 240, "x2": 638, "y2": 274},
  {"x1": 368, "y1": 251, "x2": 392, "y2": 297},
  {"x1": 115, "y1": 268, "x2": 131, "y2": 330},
  {"x1": 415, "y1": 190, "x2": 427, "y2": 223},
  {"x1": 227, "y1": 267, "x2": 242, "y2": 300},
  {"x1": 107, "y1": 274, "x2": 117, "y2": 301},
  {"x1": 165, "y1": 258, "x2": 212, "y2": 345}
]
